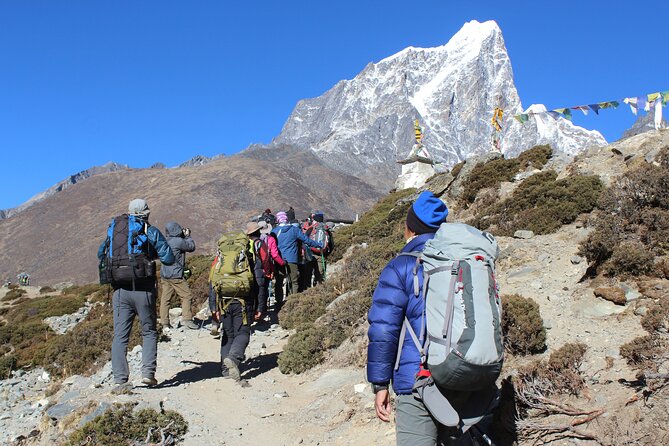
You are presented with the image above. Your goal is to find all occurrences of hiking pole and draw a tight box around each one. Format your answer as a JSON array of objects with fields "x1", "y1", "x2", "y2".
[{"x1": 197, "y1": 317, "x2": 205, "y2": 338}]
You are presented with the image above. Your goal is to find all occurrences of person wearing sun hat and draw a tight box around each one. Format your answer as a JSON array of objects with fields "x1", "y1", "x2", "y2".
[{"x1": 366, "y1": 191, "x2": 450, "y2": 444}]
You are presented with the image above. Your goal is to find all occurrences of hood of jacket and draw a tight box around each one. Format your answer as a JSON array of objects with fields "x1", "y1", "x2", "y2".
[{"x1": 165, "y1": 221, "x2": 183, "y2": 238}]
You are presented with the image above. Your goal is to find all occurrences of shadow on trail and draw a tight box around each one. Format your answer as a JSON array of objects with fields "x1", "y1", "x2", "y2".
[
  {"x1": 242, "y1": 351, "x2": 280, "y2": 380},
  {"x1": 156, "y1": 360, "x2": 221, "y2": 388}
]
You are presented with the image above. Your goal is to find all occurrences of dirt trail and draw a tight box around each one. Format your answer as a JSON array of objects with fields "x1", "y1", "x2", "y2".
[{"x1": 109, "y1": 318, "x2": 392, "y2": 446}]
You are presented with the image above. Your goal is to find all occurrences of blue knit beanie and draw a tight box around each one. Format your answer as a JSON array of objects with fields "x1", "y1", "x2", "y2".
[{"x1": 409, "y1": 191, "x2": 448, "y2": 230}]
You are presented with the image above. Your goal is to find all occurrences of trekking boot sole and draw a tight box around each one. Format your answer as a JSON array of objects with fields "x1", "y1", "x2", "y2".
[
  {"x1": 223, "y1": 357, "x2": 241, "y2": 381},
  {"x1": 141, "y1": 377, "x2": 158, "y2": 386}
]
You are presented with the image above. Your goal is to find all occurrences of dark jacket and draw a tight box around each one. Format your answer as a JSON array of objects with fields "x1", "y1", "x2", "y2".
[
  {"x1": 161, "y1": 221, "x2": 196, "y2": 280},
  {"x1": 271, "y1": 223, "x2": 321, "y2": 264},
  {"x1": 367, "y1": 233, "x2": 434, "y2": 395}
]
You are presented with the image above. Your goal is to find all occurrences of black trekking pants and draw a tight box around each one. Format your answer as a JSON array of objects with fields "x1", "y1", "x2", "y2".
[{"x1": 220, "y1": 300, "x2": 252, "y2": 371}]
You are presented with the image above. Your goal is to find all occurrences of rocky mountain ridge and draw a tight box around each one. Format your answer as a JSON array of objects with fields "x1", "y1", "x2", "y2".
[{"x1": 0, "y1": 162, "x2": 128, "y2": 220}]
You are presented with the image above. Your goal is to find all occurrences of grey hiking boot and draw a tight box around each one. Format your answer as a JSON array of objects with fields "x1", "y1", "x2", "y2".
[
  {"x1": 141, "y1": 376, "x2": 158, "y2": 386},
  {"x1": 183, "y1": 320, "x2": 199, "y2": 330},
  {"x1": 223, "y1": 357, "x2": 241, "y2": 381}
]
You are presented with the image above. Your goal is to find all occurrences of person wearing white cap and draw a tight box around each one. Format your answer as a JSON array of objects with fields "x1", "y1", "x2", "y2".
[{"x1": 98, "y1": 198, "x2": 174, "y2": 391}]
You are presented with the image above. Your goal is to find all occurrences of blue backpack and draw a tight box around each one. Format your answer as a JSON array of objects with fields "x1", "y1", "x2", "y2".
[{"x1": 100, "y1": 214, "x2": 156, "y2": 287}]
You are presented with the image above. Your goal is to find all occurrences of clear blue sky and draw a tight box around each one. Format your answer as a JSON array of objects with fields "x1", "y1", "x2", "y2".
[{"x1": 1, "y1": 1, "x2": 666, "y2": 209}]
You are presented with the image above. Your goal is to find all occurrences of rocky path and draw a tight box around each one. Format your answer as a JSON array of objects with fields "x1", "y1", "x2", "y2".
[{"x1": 2, "y1": 308, "x2": 393, "y2": 445}]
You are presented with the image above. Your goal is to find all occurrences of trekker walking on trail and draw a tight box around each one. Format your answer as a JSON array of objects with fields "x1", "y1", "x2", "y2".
[
  {"x1": 367, "y1": 191, "x2": 500, "y2": 445},
  {"x1": 257, "y1": 221, "x2": 284, "y2": 319},
  {"x1": 305, "y1": 211, "x2": 333, "y2": 286},
  {"x1": 246, "y1": 221, "x2": 270, "y2": 322},
  {"x1": 98, "y1": 199, "x2": 174, "y2": 390},
  {"x1": 271, "y1": 211, "x2": 322, "y2": 309},
  {"x1": 208, "y1": 228, "x2": 255, "y2": 382},
  {"x1": 160, "y1": 221, "x2": 197, "y2": 329}
]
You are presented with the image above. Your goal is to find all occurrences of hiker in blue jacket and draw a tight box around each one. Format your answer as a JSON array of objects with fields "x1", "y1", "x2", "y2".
[
  {"x1": 98, "y1": 199, "x2": 174, "y2": 391},
  {"x1": 271, "y1": 210, "x2": 322, "y2": 309},
  {"x1": 367, "y1": 191, "x2": 450, "y2": 445}
]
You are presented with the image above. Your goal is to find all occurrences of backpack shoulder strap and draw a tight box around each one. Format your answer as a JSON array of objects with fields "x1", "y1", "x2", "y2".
[
  {"x1": 397, "y1": 251, "x2": 422, "y2": 297},
  {"x1": 395, "y1": 317, "x2": 428, "y2": 371}
]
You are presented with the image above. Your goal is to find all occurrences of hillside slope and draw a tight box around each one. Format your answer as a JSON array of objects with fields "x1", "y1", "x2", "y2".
[{"x1": 0, "y1": 149, "x2": 379, "y2": 285}]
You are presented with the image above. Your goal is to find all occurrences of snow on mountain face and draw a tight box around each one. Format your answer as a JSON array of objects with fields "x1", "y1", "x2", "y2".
[{"x1": 273, "y1": 20, "x2": 606, "y2": 189}]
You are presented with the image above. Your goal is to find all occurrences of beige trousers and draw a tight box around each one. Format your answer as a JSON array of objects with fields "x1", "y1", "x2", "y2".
[{"x1": 160, "y1": 278, "x2": 193, "y2": 325}]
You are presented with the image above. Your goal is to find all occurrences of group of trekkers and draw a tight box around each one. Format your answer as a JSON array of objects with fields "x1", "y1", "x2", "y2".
[
  {"x1": 98, "y1": 192, "x2": 501, "y2": 445},
  {"x1": 97, "y1": 200, "x2": 333, "y2": 388}
]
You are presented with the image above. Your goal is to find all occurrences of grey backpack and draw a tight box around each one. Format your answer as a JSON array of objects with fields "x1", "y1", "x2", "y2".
[{"x1": 396, "y1": 223, "x2": 504, "y2": 391}]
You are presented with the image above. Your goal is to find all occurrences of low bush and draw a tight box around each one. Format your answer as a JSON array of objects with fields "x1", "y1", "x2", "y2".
[
  {"x1": 185, "y1": 254, "x2": 215, "y2": 308},
  {"x1": 39, "y1": 286, "x2": 56, "y2": 294},
  {"x1": 461, "y1": 158, "x2": 519, "y2": 205},
  {"x1": 460, "y1": 145, "x2": 553, "y2": 205},
  {"x1": 640, "y1": 296, "x2": 669, "y2": 333},
  {"x1": 67, "y1": 402, "x2": 188, "y2": 446},
  {"x1": 0, "y1": 354, "x2": 17, "y2": 379},
  {"x1": 278, "y1": 325, "x2": 334, "y2": 374},
  {"x1": 328, "y1": 188, "x2": 415, "y2": 264},
  {"x1": 34, "y1": 305, "x2": 141, "y2": 377},
  {"x1": 605, "y1": 241, "x2": 656, "y2": 277},
  {"x1": 450, "y1": 161, "x2": 465, "y2": 179},
  {"x1": 516, "y1": 342, "x2": 588, "y2": 401},
  {"x1": 580, "y1": 151, "x2": 669, "y2": 278},
  {"x1": 501, "y1": 294, "x2": 546, "y2": 355},
  {"x1": 1, "y1": 288, "x2": 27, "y2": 302},
  {"x1": 620, "y1": 335, "x2": 666, "y2": 373},
  {"x1": 0, "y1": 287, "x2": 141, "y2": 379},
  {"x1": 471, "y1": 171, "x2": 602, "y2": 236}
]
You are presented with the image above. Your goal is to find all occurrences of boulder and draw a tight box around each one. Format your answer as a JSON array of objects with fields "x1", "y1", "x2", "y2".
[
  {"x1": 513, "y1": 230, "x2": 535, "y2": 239},
  {"x1": 46, "y1": 402, "x2": 76, "y2": 421},
  {"x1": 593, "y1": 287, "x2": 627, "y2": 306}
]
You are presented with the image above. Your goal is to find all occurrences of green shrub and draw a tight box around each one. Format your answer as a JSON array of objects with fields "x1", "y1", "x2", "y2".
[
  {"x1": 67, "y1": 403, "x2": 188, "y2": 446},
  {"x1": 605, "y1": 241, "x2": 656, "y2": 277},
  {"x1": 580, "y1": 153, "x2": 669, "y2": 278},
  {"x1": 517, "y1": 342, "x2": 587, "y2": 398},
  {"x1": 0, "y1": 286, "x2": 141, "y2": 380},
  {"x1": 278, "y1": 325, "x2": 332, "y2": 374},
  {"x1": 459, "y1": 145, "x2": 553, "y2": 206},
  {"x1": 1, "y1": 288, "x2": 27, "y2": 302},
  {"x1": 328, "y1": 188, "x2": 415, "y2": 264},
  {"x1": 501, "y1": 294, "x2": 546, "y2": 355},
  {"x1": 461, "y1": 158, "x2": 519, "y2": 205},
  {"x1": 185, "y1": 254, "x2": 215, "y2": 308},
  {"x1": 0, "y1": 355, "x2": 17, "y2": 379},
  {"x1": 516, "y1": 144, "x2": 552, "y2": 171},
  {"x1": 620, "y1": 335, "x2": 666, "y2": 372},
  {"x1": 450, "y1": 161, "x2": 465, "y2": 179},
  {"x1": 39, "y1": 286, "x2": 56, "y2": 294},
  {"x1": 640, "y1": 296, "x2": 669, "y2": 333},
  {"x1": 35, "y1": 305, "x2": 142, "y2": 377},
  {"x1": 472, "y1": 171, "x2": 602, "y2": 236}
]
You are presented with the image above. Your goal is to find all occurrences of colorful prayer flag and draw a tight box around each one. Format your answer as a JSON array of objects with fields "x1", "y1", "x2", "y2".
[{"x1": 588, "y1": 104, "x2": 601, "y2": 115}]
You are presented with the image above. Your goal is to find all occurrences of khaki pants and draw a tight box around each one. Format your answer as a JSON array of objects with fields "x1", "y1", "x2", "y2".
[{"x1": 160, "y1": 278, "x2": 193, "y2": 325}]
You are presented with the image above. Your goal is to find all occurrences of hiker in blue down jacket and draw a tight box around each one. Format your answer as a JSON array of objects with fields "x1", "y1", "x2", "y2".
[
  {"x1": 367, "y1": 191, "x2": 450, "y2": 445},
  {"x1": 271, "y1": 210, "x2": 322, "y2": 309}
]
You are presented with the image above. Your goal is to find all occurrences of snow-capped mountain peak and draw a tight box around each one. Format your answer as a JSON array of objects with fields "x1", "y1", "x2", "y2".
[{"x1": 271, "y1": 20, "x2": 606, "y2": 190}]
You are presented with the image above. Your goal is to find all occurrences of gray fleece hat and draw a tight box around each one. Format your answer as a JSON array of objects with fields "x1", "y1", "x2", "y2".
[{"x1": 128, "y1": 198, "x2": 150, "y2": 217}]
